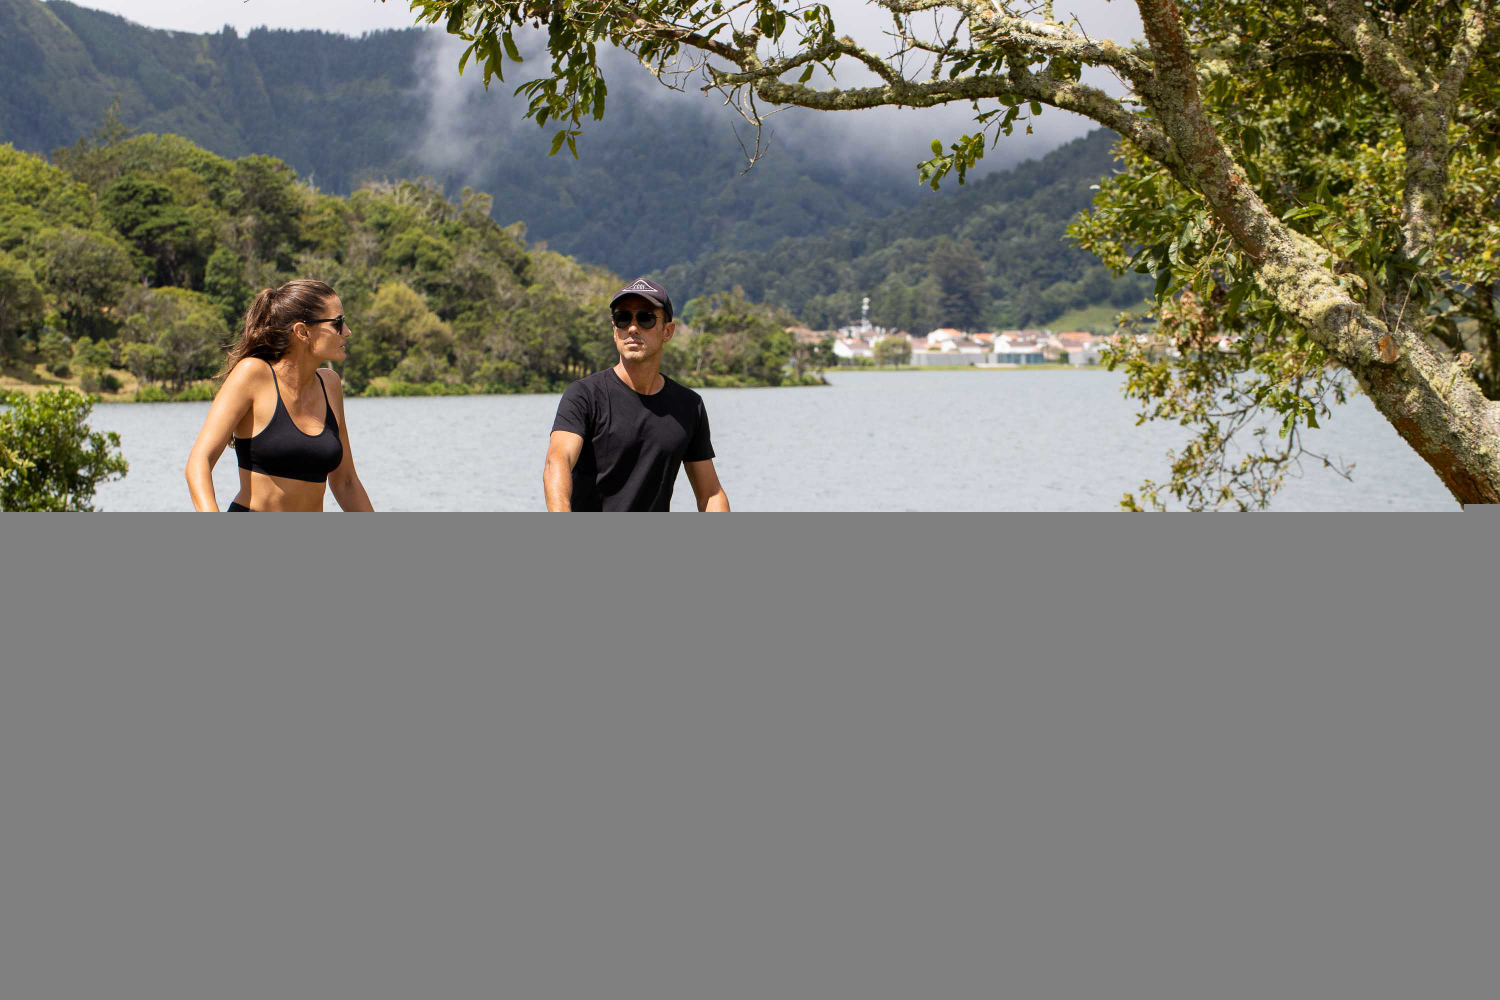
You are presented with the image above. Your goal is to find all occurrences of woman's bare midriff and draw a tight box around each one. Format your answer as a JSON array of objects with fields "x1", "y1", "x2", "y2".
[{"x1": 232, "y1": 469, "x2": 327, "y2": 511}]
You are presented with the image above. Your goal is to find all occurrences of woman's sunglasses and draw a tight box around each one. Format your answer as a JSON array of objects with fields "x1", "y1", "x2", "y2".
[
  {"x1": 310, "y1": 315, "x2": 346, "y2": 334},
  {"x1": 612, "y1": 309, "x2": 660, "y2": 330}
]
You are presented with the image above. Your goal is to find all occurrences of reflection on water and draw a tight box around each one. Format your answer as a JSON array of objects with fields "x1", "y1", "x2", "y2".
[{"x1": 89, "y1": 370, "x2": 1456, "y2": 511}]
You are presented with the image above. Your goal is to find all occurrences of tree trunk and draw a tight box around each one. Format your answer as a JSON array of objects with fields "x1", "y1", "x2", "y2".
[{"x1": 1255, "y1": 237, "x2": 1500, "y2": 504}]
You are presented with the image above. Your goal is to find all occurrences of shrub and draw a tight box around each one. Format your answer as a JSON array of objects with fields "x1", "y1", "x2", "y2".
[
  {"x1": 134, "y1": 384, "x2": 171, "y2": 402},
  {"x1": 173, "y1": 382, "x2": 216, "y2": 401},
  {"x1": 0, "y1": 387, "x2": 128, "y2": 510}
]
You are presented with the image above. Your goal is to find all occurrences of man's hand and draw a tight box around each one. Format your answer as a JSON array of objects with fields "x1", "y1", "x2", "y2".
[{"x1": 544, "y1": 430, "x2": 584, "y2": 510}]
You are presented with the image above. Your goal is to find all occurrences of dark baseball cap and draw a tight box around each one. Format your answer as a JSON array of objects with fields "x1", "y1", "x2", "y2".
[{"x1": 610, "y1": 277, "x2": 673, "y2": 321}]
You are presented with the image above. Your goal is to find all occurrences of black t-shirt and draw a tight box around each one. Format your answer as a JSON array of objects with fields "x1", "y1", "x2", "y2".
[{"x1": 551, "y1": 369, "x2": 715, "y2": 511}]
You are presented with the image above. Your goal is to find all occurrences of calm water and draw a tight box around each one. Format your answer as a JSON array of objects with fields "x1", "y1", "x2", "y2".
[{"x1": 89, "y1": 370, "x2": 1457, "y2": 511}]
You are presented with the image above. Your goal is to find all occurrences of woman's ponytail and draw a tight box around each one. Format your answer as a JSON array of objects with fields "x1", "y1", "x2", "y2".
[{"x1": 216, "y1": 279, "x2": 336, "y2": 382}]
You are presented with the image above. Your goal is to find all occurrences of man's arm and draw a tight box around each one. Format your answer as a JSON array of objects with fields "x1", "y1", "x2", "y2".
[
  {"x1": 684, "y1": 459, "x2": 730, "y2": 512},
  {"x1": 544, "y1": 430, "x2": 584, "y2": 511}
]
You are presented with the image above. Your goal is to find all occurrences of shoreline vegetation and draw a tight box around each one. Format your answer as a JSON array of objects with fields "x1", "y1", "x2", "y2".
[
  {"x1": 0, "y1": 360, "x2": 830, "y2": 403},
  {"x1": 1, "y1": 360, "x2": 1108, "y2": 405},
  {"x1": 1, "y1": 360, "x2": 1109, "y2": 404},
  {"x1": 0, "y1": 129, "x2": 840, "y2": 403}
]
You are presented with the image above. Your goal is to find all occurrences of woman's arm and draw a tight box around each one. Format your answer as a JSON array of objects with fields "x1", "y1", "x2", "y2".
[
  {"x1": 320, "y1": 369, "x2": 374, "y2": 511},
  {"x1": 185, "y1": 362, "x2": 256, "y2": 511}
]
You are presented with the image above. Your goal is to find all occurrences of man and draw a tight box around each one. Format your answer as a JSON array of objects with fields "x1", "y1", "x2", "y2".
[{"x1": 544, "y1": 278, "x2": 730, "y2": 511}]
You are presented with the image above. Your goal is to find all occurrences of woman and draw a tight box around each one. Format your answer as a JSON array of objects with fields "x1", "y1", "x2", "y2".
[{"x1": 186, "y1": 279, "x2": 373, "y2": 511}]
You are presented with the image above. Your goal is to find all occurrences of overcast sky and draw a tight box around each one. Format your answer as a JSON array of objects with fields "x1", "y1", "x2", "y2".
[
  {"x1": 79, "y1": 1, "x2": 1141, "y2": 46},
  {"x1": 63, "y1": 1, "x2": 418, "y2": 34}
]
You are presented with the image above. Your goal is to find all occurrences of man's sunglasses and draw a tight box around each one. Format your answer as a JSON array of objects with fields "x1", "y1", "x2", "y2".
[
  {"x1": 310, "y1": 315, "x2": 346, "y2": 334},
  {"x1": 612, "y1": 309, "x2": 661, "y2": 330}
]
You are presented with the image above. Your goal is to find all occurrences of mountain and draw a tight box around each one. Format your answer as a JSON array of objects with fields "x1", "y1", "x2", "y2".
[
  {"x1": 0, "y1": 0, "x2": 920, "y2": 278},
  {"x1": 0, "y1": 0, "x2": 1142, "y2": 327}
]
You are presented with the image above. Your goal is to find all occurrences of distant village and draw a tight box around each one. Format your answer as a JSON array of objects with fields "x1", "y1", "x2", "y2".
[
  {"x1": 789, "y1": 322, "x2": 1110, "y2": 368},
  {"x1": 785, "y1": 296, "x2": 1120, "y2": 368}
]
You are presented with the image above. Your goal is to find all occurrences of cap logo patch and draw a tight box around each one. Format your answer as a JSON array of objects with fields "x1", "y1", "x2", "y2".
[{"x1": 625, "y1": 279, "x2": 655, "y2": 291}]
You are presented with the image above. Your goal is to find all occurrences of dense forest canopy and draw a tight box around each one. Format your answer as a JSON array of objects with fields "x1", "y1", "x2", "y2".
[
  {"x1": 0, "y1": 128, "x2": 821, "y2": 395},
  {"x1": 666, "y1": 130, "x2": 1151, "y2": 331}
]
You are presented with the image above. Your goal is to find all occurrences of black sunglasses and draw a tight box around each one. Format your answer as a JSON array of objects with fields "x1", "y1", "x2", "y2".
[
  {"x1": 310, "y1": 315, "x2": 346, "y2": 334},
  {"x1": 612, "y1": 309, "x2": 660, "y2": 330}
]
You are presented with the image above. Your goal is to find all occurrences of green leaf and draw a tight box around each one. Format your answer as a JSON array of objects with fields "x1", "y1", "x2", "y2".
[
  {"x1": 502, "y1": 32, "x2": 523, "y2": 63},
  {"x1": 931, "y1": 139, "x2": 943, "y2": 156},
  {"x1": 1029, "y1": 101, "x2": 1042, "y2": 115},
  {"x1": 798, "y1": 64, "x2": 815, "y2": 84},
  {"x1": 1155, "y1": 269, "x2": 1172, "y2": 300},
  {"x1": 549, "y1": 129, "x2": 568, "y2": 157},
  {"x1": 1281, "y1": 205, "x2": 1325, "y2": 221},
  {"x1": 1225, "y1": 282, "x2": 1252, "y2": 321}
]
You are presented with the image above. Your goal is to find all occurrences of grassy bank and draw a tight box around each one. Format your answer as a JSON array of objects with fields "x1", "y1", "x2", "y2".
[{"x1": 1, "y1": 361, "x2": 143, "y2": 401}]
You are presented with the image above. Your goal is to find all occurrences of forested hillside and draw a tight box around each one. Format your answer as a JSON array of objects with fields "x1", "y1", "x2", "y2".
[
  {"x1": 0, "y1": 131, "x2": 815, "y2": 398},
  {"x1": 0, "y1": 0, "x2": 1144, "y2": 330},
  {"x1": 0, "y1": 0, "x2": 916, "y2": 282},
  {"x1": 666, "y1": 130, "x2": 1152, "y2": 332}
]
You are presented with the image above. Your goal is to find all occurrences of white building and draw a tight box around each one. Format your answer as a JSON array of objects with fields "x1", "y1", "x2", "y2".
[{"x1": 831, "y1": 337, "x2": 874, "y2": 361}]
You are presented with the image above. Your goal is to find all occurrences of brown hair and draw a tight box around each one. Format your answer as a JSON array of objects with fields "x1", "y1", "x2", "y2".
[{"x1": 217, "y1": 279, "x2": 338, "y2": 381}]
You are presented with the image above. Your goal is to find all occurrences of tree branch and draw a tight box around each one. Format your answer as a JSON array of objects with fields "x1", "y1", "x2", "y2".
[
  {"x1": 1436, "y1": 1, "x2": 1496, "y2": 109},
  {"x1": 968, "y1": 11, "x2": 1154, "y2": 83},
  {"x1": 1320, "y1": 0, "x2": 1430, "y2": 120},
  {"x1": 1004, "y1": 67, "x2": 1184, "y2": 177}
]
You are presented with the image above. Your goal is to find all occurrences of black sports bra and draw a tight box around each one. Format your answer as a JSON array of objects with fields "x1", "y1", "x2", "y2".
[{"x1": 235, "y1": 360, "x2": 343, "y2": 484}]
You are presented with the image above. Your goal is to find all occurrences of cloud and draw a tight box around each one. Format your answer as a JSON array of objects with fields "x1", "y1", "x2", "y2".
[
  {"x1": 90, "y1": 1, "x2": 1145, "y2": 181},
  {"x1": 409, "y1": 0, "x2": 1144, "y2": 184}
]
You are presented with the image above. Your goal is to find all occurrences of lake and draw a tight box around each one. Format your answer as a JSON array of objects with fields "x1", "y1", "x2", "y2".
[{"x1": 89, "y1": 370, "x2": 1457, "y2": 511}]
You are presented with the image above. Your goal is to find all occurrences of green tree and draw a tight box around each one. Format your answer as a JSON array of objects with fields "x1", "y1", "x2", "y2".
[
  {"x1": 203, "y1": 248, "x2": 253, "y2": 330},
  {"x1": 29, "y1": 225, "x2": 138, "y2": 339},
  {"x1": 72, "y1": 336, "x2": 114, "y2": 372},
  {"x1": 0, "y1": 250, "x2": 46, "y2": 359},
  {"x1": 342, "y1": 281, "x2": 451, "y2": 391},
  {"x1": 229, "y1": 155, "x2": 305, "y2": 268},
  {"x1": 0, "y1": 388, "x2": 128, "y2": 511},
  {"x1": 929, "y1": 238, "x2": 987, "y2": 331},
  {"x1": 679, "y1": 288, "x2": 795, "y2": 383},
  {"x1": 874, "y1": 336, "x2": 912, "y2": 368},
  {"x1": 423, "y1": 0, "x2": 1500, "y2": 506},
  {"x1": 119, "y1": 288, "x2": 229, "y2": 392},
  {"x1": 99, "y1": 174, "x2": 206, "y2": 287},
  {"x1": 120, "y1": 341, "x2": 168, "y2": 387},
  {"x1": 0, "y1": 143, "x2": 96, "y2": 251},
  {"x1": 1067, "y1": 1, "x2": 1500, "y2": 508},
  {"x1": 37, "y1": 330, "x2": 71, "y2": 376}
]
